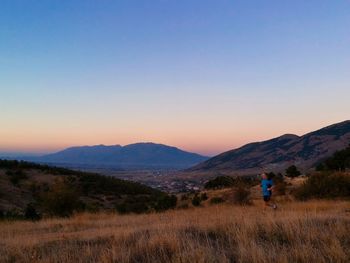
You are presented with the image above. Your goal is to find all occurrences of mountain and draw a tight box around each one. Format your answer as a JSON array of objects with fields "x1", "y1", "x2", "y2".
[
  {"x1": 30, "y1": 143, "x2": 208, "y2": 170},
  {"x1": 188, "y1": 120, "x2": 350, "y2": 175}
]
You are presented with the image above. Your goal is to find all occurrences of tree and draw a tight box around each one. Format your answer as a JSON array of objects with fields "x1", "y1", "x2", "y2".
[
  {"x1": 285, "y1": 165, "x2": 301, "y2": 178},
  {"x1": 316, "y1": 145, "x2": 350, "y2": 171}
]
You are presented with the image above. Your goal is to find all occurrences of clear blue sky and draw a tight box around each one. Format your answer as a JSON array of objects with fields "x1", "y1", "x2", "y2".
[{"x1": 1, "y1": 0, "x2": 349, "y2": 155}]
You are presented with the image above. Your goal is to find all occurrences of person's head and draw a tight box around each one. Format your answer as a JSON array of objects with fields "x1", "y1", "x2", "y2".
[{"x1": 261, "y1": 173, "x2": 268, "y2": 179}]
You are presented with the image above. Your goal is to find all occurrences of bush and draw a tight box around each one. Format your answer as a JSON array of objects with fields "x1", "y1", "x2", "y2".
[
  {"x1": 41, "y1": 181, "x2": 80, "y2": 217},
  {"x1": 200, "y1": 193, "x2": 208, "y2": 201},
  {"x1": 294, "y1": 172, "x2": 350, "y2": 200},
  {"x1": 24, "y1": 203, "x2": 41, "y2": 221},
  {"x1": 192, "y1": 194, "x2": 201, "y2": 206},
  {"x1": 210, "y1": 197, "x2": 224, "y2": 204},
  {"x1": 285, "y1": 165, "x2": 301, "y2": 178},
  {"x1": 233, "y1": 187, "x2": 251, "y2": 205},
  {"x1": 116, "y1": 201, "x2": 148, "y2": 214},
  {"x1": 154, "y1": 195, "x2": 177, "y2": 212}
]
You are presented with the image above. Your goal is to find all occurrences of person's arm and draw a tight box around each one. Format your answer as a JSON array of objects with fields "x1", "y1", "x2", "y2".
[{"x1": 267, "y1": 180, "x2": 274, "y2": 191}]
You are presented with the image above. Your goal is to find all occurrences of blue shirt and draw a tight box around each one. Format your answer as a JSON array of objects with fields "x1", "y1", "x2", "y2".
[{"x1": 261, "y1": 179, "x2": 273, "y2": 197}]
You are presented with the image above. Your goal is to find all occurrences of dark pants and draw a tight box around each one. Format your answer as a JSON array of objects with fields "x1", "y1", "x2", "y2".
[{"x1": 263, "y1": 195, "x2": 271, "y2": 202}]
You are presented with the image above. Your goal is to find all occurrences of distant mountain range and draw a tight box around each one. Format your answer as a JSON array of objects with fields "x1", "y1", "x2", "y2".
[
  {"x1": 26, "y1": 143, "x2": 209, "y2": 170},
  {"x1": 188, "y1": 120, "x2": 350, "y2": 175}
]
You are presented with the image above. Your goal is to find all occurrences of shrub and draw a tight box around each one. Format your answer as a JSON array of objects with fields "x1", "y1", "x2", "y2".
[
  {"x1": 210, "y1": 197, "x2": 224, "y2": 204},
  {"x1": 294, "y1": 172, "x2": 350, "y2": 200},
  {"x1": 200, "y1": 193, "x2": 208, "y2": 201},
  {"x1": 24, "y1": 203, "x2": 41, "y2": 221},
  {"x1": 192, "y1": 194, "x2": 201, "y2": 206},
  {"x1": 154, "y1": 195, "x2": 177, "y2": 212},
  {"x1": 41, "y1": 181, "x2": 80, "y2": 217},
  {"x1": 285, "y1": 165, "x2": 301, "y2": 178},
  {"x1": 116, "y1": 201, "x2": 148, "y2": 214},
  {"x1": 233, "y1": 187, "x2": 251, "y2": 205}
]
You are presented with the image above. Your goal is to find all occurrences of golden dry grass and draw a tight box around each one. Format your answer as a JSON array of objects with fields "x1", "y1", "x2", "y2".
[{"x1": 0, "y1": 200, "x2": 350, "y2": 263}]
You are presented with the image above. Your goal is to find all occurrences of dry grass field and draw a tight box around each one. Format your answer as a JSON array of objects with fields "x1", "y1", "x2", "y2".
[{"x1": 1, "y1": 200, "x2": 349, "y2": 263}]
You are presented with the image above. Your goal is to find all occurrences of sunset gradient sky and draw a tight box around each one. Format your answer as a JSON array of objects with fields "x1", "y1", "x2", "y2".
[{"x1": 1, "y1": 1, "x2": 349, "y2": 156}]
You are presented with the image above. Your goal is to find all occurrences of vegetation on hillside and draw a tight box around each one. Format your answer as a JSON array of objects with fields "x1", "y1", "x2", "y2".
[
  {"x1": 204, "y1": 175, "x2": 259, "y2": 189},
  {"x1": 294, "y1": 172, "x2": 350, "y2": 200},
  {"x1": 0, "y1": 159, "x2": 177, "y2": 219},
  {"x1": 316, "y1": 145, "x2": 350, "y2": 171}
]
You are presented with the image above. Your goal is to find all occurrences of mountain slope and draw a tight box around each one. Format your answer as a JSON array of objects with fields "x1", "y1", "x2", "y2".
[
  {"x1": 188, "y1": 120, "x2": 350, "y2": 174},
  {"x1": 0, "y1": 160, "x2": 176, "y2": 216},
  {"x1": 33, "y1": 143, "x2": 208, "y2": 169}
]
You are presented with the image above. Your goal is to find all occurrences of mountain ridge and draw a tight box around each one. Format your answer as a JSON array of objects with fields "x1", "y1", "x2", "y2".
[
  {"x1": 28, "y1": 142, "x2": 209, "y2": 170},
  {"x1": 188, "y1": 120, "x2": 350, "y2": 175}
]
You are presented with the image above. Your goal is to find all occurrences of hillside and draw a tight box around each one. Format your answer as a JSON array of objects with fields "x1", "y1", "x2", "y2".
[
  {"x1": 28, "y1": 143, "x2": 208, "y2": 170},
  {"x1": 0, "y1": 160, "x2": 176, "y2": 218},
  {"x1": 188, "y1": 120, "x2": 350, "y2": 175}
]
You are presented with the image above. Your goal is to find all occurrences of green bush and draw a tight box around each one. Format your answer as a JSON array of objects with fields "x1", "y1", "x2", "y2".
[{"x1": 294, "y1": 172, "x2": 350, "y2": 200}]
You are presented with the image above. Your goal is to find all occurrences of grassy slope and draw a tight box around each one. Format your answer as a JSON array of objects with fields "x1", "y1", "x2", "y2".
[{"x1": 0, "y1": 200, "x2": 349, "y2": 263}]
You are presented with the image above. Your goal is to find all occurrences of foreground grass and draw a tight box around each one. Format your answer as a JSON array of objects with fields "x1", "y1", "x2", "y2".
[{"x1": 0, "y1": 200, "x2": 349, "y2": 263}]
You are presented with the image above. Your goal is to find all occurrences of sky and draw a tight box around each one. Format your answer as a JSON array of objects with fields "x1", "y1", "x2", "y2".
[{"x1": 1, "y1": 0, "x2": 349, "y2": 156}]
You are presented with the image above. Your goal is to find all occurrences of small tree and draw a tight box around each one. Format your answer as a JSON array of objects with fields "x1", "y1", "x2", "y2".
[
  {"x1": 285, "y1": 165, "x2": 301, "y2": 178},
  {"x1": 192, "y1": 194, "x2": 201, "y2": 206},
  {"x1": 25, "y1": 203, "x2": 41, "y2": 221}
]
